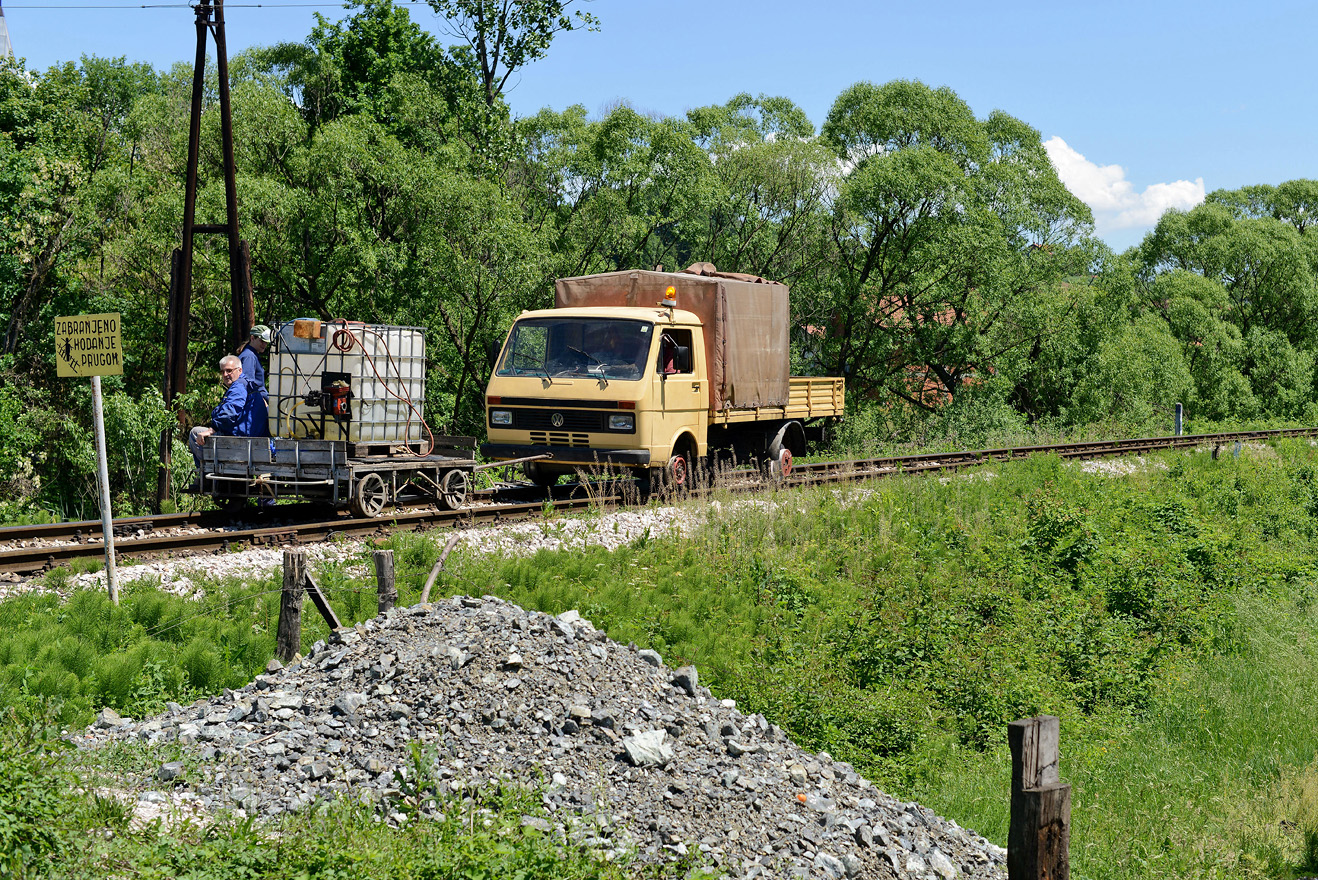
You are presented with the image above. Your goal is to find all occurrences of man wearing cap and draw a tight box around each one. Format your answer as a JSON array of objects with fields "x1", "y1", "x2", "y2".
[{"x1": 239, "y1": 324, "x2": 272, "y2": 402}]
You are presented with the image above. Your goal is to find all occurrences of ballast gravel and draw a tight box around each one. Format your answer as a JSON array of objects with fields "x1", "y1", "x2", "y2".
[
  {"x1": 81, "y1": 596, "x2": 1007, "y2": 879},
  {"x1": 2, "y1": 506, "x2": 704, "y2": 603}
]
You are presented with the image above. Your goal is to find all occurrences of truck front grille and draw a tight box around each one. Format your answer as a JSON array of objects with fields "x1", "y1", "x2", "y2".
[
  {"x1": 512, "y1": 408, "x2": 605, "y2": 432},
  {"x1": 530, "y1": 432, "x2": 590, "y2": 447}
]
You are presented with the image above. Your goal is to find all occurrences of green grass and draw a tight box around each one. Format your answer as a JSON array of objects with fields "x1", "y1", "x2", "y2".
[
  {"x1": 0, "y1": 550, "x2": 400, "y2": 727},
  {"x1": 424, "y1": 440, "x2": 1318, "y2": 877},
  {"x1": 9, "y1": 440, "x2": 1318, "y2": 876},
  {"x1": 906, "y1": 591, "x2": 1318, "y2": 879}
]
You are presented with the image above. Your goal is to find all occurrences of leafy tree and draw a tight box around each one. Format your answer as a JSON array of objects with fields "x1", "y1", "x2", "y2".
[
  {"x1": 1140, "y1": 202, "x2": 1318, "y2": 346},
  {"x1": 0, "y1": 56, "x2": 161, "y2": 360},
  {"x1": 1000, "y1": 272, "x2": 1116, "y2": 425},
  {"x1": 1207, "y1": 178, "x2": 1318, "y2": 235},
  {"x1": 1071, "y1": 311, "x2": 1193, "y2": 427},
  {"x1": 250, "y1": 0, "x2": 486, "y2": 148},
  {"x1": 425, "y1": 0, "x2": 598, "y2": 110},
  {"x1": 516, "y1": 102, "x2": 713, "y2": 278},
  {"x1": 1138, "y1": 193, "x2": 1318, "y2": 416},
  {"x1": 1143, "y1": 269, "x2": 1254, "y2": 420},
  {"x1": 816, "y1": 79, "x2": 1094, "y2": 406},
  {"x1": 1243, "y1": 326, "x2": 1313, "y2": 419},
  {"x1": 682, "y1": 94, "x2": 835, "y2": 283}
]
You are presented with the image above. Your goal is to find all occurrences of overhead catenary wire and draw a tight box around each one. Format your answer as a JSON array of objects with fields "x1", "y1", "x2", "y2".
[{"x1": 2, "y1": 3, "x2": 415, "y2": 8}]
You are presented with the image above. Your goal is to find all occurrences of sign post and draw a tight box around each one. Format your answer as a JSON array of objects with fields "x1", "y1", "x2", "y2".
[{"x1": 55, "y1": 313, "x2": 123, "y2": 605}]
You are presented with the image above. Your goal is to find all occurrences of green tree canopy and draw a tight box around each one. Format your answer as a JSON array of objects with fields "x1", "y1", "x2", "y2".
[{"x1": 815, "y1": 79, "x2": 1093, "y2": 407}]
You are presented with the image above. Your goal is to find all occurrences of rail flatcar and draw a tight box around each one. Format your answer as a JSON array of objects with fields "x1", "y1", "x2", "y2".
[{"x1": 190, "y1": 319, "x2": 477, "y2": 516}]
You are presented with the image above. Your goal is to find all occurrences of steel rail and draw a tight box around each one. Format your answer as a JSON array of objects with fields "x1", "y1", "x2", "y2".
[
  {"x1": 787, "y1": 428, "x2": 1315, "y2": 481},
  {"x1": 3, "y1": 427, "x2": 1315, "y2": 576},
  {"x1": 0, "y1": 494, "x2": 597, "y2": 575}
]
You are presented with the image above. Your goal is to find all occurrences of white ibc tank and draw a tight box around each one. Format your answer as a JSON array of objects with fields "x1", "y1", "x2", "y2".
[{"x1": 268, "y1": 320, "x2": 426, "y2": 444}]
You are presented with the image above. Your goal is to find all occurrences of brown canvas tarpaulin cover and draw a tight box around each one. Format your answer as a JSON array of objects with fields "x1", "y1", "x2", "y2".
[{"x1": 554, "y1": 267, "x2": 790, "y2": 411}]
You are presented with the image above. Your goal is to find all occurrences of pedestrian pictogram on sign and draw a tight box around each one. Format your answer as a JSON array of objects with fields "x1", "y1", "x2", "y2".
[{"x1": 55, "y1": 313, "x2": 123, "y2": 378}]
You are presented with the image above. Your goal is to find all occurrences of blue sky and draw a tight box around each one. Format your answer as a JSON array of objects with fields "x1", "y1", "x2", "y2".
[{"x1": 6, "y1": 0, "x2": 1315, "y2": 251}]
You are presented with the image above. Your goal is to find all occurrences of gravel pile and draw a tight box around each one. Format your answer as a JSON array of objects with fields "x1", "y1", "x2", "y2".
[{"x1": 81, "y1": 595, "x2": 1006, "y2": 879}]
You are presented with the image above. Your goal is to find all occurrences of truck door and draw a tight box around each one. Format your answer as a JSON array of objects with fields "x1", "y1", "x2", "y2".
[{"x1": 651, "y1": 327, "x2": 705, "y2": 458}]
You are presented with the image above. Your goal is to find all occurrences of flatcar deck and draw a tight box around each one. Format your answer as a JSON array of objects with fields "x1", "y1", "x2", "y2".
[{"x1": 195, "y1": 436, "x2": 477, "y2": 516}]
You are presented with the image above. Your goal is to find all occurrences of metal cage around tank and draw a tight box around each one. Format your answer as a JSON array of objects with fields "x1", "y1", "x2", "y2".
[{"x1": 268, "y1": 320, "x2": 428, "y2": 447}]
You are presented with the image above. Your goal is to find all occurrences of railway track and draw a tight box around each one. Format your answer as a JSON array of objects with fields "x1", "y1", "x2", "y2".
[{"x1": 2, "y1": 427, "x2": 1311, "y2": 577}]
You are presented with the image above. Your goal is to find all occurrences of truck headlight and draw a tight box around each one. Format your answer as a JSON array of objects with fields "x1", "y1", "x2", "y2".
[
  {"x1": 608, "y1": 413, "x2": 634, "y2": 431},
  {"x1": 490, "y1": 409, "x2": 512, "y2": 426}
]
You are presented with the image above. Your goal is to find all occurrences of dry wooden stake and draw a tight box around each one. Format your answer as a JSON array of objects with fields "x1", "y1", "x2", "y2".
[
  {"x1": 303, "y1": 570, "x2": 342, "y2": 631},
  {"x1": 1008, "y1": 715, "x2": 1070, "y2": 880},
  {"x1": 374, "y1": 549, "x2": 396, "y2": 613},
  {"x1": 276, "y1": 549, "x2": 304, "y2": 662},
  {"x1": 420, "y1": 533, "x2": 462, "y2": 604}
]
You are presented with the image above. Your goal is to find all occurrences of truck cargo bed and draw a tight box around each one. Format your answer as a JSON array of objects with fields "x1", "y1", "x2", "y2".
[{"x1": 710, "y1": 377, "x2": 845, "y2": 425}]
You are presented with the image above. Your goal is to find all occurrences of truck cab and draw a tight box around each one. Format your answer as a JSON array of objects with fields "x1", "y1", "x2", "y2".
[{"x1": 482, "y1": 305, "x2": 706, "y2": 486}]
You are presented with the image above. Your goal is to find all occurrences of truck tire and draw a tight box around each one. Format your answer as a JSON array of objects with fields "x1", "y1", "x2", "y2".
[
  {"x1": 523, "y1": 461, "x2": 560, "y2": 488},
  {"x1": 666, "y1": 453, "x2": 690, "y2": 491},
  {"x1": 636, "y1": 454, "x2": 689, "y2": 500}
]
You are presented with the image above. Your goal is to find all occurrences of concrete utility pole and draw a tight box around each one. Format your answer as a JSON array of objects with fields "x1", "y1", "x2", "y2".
[
  {"x1": 158, "y1": 0, "x2": 255, "y2": 510},
  {"x1": 0, "y1": 0, "x2": 16, "y2": 60}
]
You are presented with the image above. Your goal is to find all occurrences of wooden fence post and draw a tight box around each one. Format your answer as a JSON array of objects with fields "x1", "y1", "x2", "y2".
[
  {"x1": 374, "y1": 549, "x2": 396, "y2": 613},
  {"x1": 1008, "y1": 715, "x2": 1070, "y2": 880},
  {"x1": 276, "y1": 549, "x2": 305, "y2": 662}
]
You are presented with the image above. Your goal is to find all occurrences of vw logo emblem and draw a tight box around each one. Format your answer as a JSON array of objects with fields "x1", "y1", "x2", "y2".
[{"x1": 551, "y1": 412, "x2": 564, "y2": 428}]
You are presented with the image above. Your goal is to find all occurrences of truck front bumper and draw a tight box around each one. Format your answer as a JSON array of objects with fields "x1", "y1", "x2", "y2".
[{"x1": 480, "y1": 443, "x2": 651, "y2": 467}]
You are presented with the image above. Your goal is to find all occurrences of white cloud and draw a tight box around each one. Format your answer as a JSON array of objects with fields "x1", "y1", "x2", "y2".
[{"x1": 1043, "y1": 136, "x2": 1205, "y2": 234}]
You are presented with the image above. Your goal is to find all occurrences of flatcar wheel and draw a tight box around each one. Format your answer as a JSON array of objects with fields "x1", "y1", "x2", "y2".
[
  {"x1": 351, "y1": 472, "x2": 389, "y2": 518},
  {"x1": 439, "y1": 469, "x2": 469, "y2": 510}
]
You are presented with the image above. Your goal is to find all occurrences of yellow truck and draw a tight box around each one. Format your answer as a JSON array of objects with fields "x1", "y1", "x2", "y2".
[{"x1": 481, "y1": 265, "x2": 845, "y2": 491}]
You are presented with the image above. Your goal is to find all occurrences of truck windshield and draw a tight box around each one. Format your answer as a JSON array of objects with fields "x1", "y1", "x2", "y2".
[{"x1": 496, "y1": 318, "x2": 654, "y2": 382}]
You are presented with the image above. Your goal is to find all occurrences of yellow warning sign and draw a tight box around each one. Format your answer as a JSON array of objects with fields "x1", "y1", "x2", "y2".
[{"x1": 55, "y1": 313, "x2": 124, "y2": 378}]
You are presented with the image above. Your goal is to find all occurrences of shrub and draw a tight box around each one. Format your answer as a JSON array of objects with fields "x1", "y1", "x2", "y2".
[{"x1": 0, "y1": 708, "x2": 68, "y2": 878}]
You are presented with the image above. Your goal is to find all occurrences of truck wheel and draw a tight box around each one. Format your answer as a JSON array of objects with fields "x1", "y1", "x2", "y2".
[
  {"x1": 351, "y1": 472, "x2": 390, "y2": 518},
  {"x1": 523, "y1": 461, "x2": 560, "y2": 488},
  {"x1": 667, "y1": 454, "x2": 689, "y2": 490},
  {"x1": 770, "y1": 446, "x2": 792, "y2": 479},
  {"x1": 636, "y1": 454, "x2": 689, "y2": 499}
]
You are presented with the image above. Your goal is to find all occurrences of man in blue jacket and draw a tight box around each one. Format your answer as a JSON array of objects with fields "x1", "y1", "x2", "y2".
[
  {"x1": 189, "y1": 354, "x2": 268, "y2": 477},
  {"x1": 238, "y1": 324, "x2": 271, "y2": 402}
]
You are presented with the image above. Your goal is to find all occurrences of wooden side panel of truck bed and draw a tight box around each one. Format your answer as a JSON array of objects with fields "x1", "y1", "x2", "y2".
[{"x1": 710, "y1": 377, "x2": 845, "y2": 425}]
